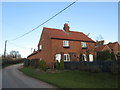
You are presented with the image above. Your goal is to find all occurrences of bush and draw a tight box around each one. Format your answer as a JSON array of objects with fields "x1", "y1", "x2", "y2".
[
  {"x1": 24, "y1": 59, "x2": 30, "y2": 67},
  {"x1": 2, "y1": 58, "x2": 24, "y2": 67},
  {"x1": 79, "y1": 54, "x2": 83, "y2": 61},
  {"x1": 39, "y1": 60, "x2": 47, "y2": 71},
  {"x1": 56, "y1": 60, "x2": 59, "y2": 70},
  {"x1": 60, "y1": 60, "x2": 64, "y2": 70},
  {"x1": 96, "y1": 50, "x2": 111, "y2": 60},
  {"x1": 111, "y1": 52, "x2": 116, "y2": 60}
]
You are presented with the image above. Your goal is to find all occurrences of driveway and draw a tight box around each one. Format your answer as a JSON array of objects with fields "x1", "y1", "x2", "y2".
[{"x1": 2, "y1": 64, "x2": 58, "y2": 88}]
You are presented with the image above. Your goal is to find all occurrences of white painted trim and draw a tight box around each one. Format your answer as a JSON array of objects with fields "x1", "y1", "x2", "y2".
[{"x1": 64, "y1": 54, "x2": 70, "y2": 61}]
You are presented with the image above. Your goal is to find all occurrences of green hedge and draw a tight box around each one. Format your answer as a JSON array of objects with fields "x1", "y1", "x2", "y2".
[
  {"x1": 2, "y1": 58, "x2": 25, "y2": 67},
  {"x1": 39, "y1": 60, "x2": 47, "y2": 71}
]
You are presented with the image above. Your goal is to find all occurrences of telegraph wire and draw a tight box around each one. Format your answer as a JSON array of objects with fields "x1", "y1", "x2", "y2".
[
  {"x1": 8, "y1": 0, "x2": 78, "y2": 41},
  {"x1": 8, "y1": 41, "x2": 31, "y2": 49}
]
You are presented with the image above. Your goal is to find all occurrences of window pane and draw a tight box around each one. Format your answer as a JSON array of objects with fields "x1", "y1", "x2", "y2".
[
  {"x1": 81, "y1": 42, "x2": 86, "y2": 47},
  {"x1": 40, "y1": 45, "x2": 42, "y2": 50},
  {"x1": 67, "y1": 55, "x2": 69, "y2": 60},
  {"x1": 63, "y1": 40, "x2": 69, "y2": 46}
]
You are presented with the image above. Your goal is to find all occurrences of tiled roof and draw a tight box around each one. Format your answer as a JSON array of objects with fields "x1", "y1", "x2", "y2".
[
  {"x1": 43, "y1": 27, "x2": 95, "y2": 42},
  {"x1": 95, "y1": 42, "x2": 119, "y2": 52},
  {"x1": 95, "y1": 45, "x2": 106, "y2": 51},
  {"x1": 107, "y1": 42, "x2": 118, "y2": 49},
  {"x1": 27, "y1": 50, "x2": 40, "y2": 58}
]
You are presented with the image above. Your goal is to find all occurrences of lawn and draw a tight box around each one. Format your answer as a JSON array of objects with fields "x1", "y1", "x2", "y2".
[{"x1": 19, "y1": 67, "x2": 119, "y2": 88}]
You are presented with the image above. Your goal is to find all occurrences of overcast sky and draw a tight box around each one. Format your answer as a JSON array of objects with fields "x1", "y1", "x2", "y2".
[{"x1": 1, "y1": 1, "x2": 118, "y2": 57}]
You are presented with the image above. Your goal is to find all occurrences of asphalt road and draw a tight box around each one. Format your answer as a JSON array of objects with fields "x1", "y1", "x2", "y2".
[{"x1": 2, "y1": 64, "x2": 58, "y2": 88}]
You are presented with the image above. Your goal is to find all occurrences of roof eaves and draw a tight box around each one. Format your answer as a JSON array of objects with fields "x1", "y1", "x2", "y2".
[{"x1": 51, "y1": 37, "x2": 95, "y2": 43}]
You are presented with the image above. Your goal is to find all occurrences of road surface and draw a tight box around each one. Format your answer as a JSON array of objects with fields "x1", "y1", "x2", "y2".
[{"x1": 2, "y1": 64, "x2": 58, "y2": 88}]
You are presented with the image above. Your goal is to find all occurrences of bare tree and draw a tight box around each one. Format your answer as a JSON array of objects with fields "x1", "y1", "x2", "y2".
[
  {"x1": 96, "y1": 35, "x2": 104, "y2": 41},
  {"x1": 10, "y1": 50, "x2": 21, "y2": 58}
]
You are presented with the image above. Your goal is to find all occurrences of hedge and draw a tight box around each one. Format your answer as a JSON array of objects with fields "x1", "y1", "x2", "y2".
[{"x1": 2, "y1": 58, "x2": 25, "y2": 67}]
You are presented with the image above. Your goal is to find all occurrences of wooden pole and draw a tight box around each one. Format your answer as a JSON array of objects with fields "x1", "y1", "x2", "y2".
[{"x1": 4, "y1": 40, "x2": 7, "y2": 58}]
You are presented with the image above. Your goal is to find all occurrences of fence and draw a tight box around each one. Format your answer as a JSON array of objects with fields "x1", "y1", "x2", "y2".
[{"x1": 63, "y1": 60, "x2": 120, "y2": 74}]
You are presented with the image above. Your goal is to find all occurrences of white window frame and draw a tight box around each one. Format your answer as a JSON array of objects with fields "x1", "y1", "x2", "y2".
[
  {"x1": 64, "y1": 54, "x2": 70, "y2": 61},
  {"x1": 83, "y1": 54, "x2": 87, "y2": 61},
  {"x1": 55, "y1": 54, "x2": 61, "y2": 63},
  {"x1": 89, "y1": 54, "x2": 93, "y2": 62},
  {"x1": 81, "y1": 42, "x2": 87, "y2": 48},
  {"x1": 63, "y1": 40, "x2": 69, "y2": 47},
  {"x1": 40, "y1": 45, "x2": 42, "y2": 50}
]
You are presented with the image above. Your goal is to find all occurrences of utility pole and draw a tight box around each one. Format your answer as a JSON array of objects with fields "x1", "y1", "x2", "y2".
[
  {"x1": 31, "y1": 48, "x2": 33, "y2": 52},
  {"x1": 4, "y1": 40, "x2": 7, "y2": 58}
]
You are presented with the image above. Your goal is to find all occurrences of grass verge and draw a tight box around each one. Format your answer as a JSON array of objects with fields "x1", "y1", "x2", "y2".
[{"x1": 19, "y1": 67, "x2": 119, "y2": 88}]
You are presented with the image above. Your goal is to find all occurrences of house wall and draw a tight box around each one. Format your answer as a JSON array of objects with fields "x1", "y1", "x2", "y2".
[
  {"x1": 51, "y1": 39, "x2": 95, "y2": 61},
  {"x1": 27, "y1": 30, "x2": 52, "y2": 67},
  {"x1": 112, "y1": 43, "x2": 119, "y2": 55},
  {"x1": 37, "y1": 30, "x2": 52, "y2": 66},
  {"x1": 102, "y1": 46, "x2": 111, "y2": 52}
]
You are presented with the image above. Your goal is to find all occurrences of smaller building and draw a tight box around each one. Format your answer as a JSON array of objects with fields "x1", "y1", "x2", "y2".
[
  {"x1": 95, "y1": 42, "x2": 120, "y2": 60},
  {"x1": 95, "y1": 40, "x2": 105, "y2": 47}
]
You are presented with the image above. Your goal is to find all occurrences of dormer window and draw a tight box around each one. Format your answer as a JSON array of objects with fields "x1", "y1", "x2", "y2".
[
  {"x1": 81, "y1": 42, "x2": 87, "y2": 49},
  {"x1": 63, "y1": 40, "x2": 69, "y2": 47},
  {"x1": 40, "y1": 45, "x2": 42, "y2": 50}
]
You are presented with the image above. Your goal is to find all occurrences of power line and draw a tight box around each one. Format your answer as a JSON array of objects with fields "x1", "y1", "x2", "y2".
[
  {"x1": 8, "y1": 0, "x2": 78, "y2": 41},
  {"x1": 8, "y1": 41, "x2": 31, "y2": 49}
]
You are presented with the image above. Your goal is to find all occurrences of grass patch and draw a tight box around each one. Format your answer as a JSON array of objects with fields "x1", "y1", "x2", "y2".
[{"x1": 19, "y1": 67, "x2": 119, "y2": 88}]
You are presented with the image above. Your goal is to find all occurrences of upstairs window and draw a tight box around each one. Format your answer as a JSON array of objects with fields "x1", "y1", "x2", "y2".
[
  {"x1": 63, "y1": 40, "x2": 69, "y2": 47},
  {"x1": 40, "y1": 45, "x2": 42, "y2": 50},
  {"x1": 81, "y1": 42, "x2": 87, "y2": 48}
]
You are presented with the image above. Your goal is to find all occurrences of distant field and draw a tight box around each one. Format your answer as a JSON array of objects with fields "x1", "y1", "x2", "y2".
[{"x1": 19, "y1": 67, "x2": 118, "y2": 88}]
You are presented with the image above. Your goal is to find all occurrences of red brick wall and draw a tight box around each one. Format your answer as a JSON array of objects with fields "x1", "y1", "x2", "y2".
[
  {"x1": 37, "y1": 30, "x2": 52, "y2": 65},
  {"x1": 112, "y1": 43, "x2": 119, "y2": 55},
  {"x1": 102, "y1": 46, "x2": 111, "y2": 52},
  {"x1": 51, "y1": 39, "x2": 95, "y2": 61},
  {"x1": 28, "y1": 30, "x2": 52, "y2": 67},
  {"x1": 28, "y1": 30, "x2": 95, "y2": 66}
]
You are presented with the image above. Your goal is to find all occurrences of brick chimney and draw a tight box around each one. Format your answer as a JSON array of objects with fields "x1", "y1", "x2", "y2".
[{"x1": 63, "y1": 23, "x2": 70, "y2": 32}]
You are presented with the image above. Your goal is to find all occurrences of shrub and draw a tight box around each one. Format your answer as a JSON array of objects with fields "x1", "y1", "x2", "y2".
[
  {"x1": 2, "y1": 58, "x2": 24, "y2": 67},
  {"x1": 39, "y1": 60, "x2": 47, "y2": 71},
  {"x1": 96, "y1": 50, "x2": 111, "y2": 60},
  {"x1": 24, "y1": 59, "x2": 30, "y2": 67},
  {"x1": 79, "y1": 54, "x2": 83, "y2": 61},
  {"x1": 93, "y1": 55, "x2": 97, "y2": 61},
  {"x1": 30, "y1": 59, "x2": 35, "y2": 67},
  {"x1": 56, "y1": 60, "x2": 59, "y2": 70},
  {"x1": 60, "y1": 60, "x2": 64, "y2": 70},
  {"x1": 111, "y1": 52, "x2": 116, "y2": 60}
]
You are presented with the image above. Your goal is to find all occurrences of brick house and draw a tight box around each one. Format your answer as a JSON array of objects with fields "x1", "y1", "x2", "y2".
[
  {"x1": 95, "y1": 42, "x2": 120, "y2": 59},
  {"x1": 95, "y1": 45, "x2": 111, "y2": 52},
  {"x1": 95, "y1": 42, "x2": 120, "y2": 54},
  {"x1": 27, "y1": 24, "x2": 95, "y2": 66}
]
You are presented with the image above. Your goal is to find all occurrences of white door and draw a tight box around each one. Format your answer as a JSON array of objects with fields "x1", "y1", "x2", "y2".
[
  {"x1": 89, "y1": 54, "x2": 93, "y2": 62},
  {"x1": 55, "y1": 54, "x2": 61, "y2": 63}
]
